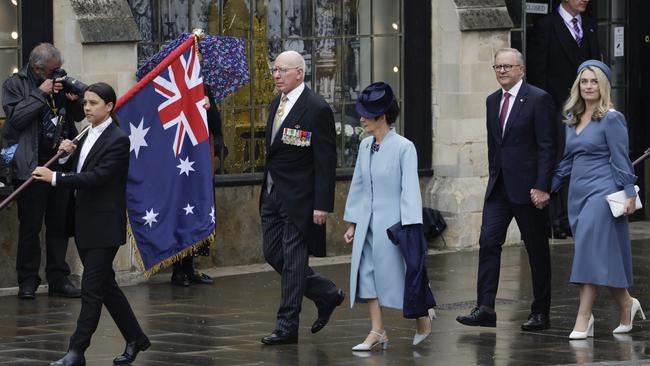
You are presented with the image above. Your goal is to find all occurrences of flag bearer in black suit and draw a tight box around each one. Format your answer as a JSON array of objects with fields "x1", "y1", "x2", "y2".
[
  {"x1": 33, "y1": 83, "x2": 149, "y2": 366},
  {"x1": 259, "y1": 50, "x2": 345, "y2": 345}
]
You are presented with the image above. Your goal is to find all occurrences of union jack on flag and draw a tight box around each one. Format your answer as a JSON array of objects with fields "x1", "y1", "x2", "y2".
[
  {"x1": 153, "y1": 47, "x2": 209, "y2": 156},
  {"x1": 114, "y1": 37, "x2": 215, "y2": 274}
]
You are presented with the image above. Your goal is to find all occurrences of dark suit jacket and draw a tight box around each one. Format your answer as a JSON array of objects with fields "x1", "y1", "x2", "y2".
[
  {"x1": 260, "y1": 86, "x2": 337, "y2": 256},
  {"x1": 527, "y1": 11, "x2": 600, "y2": 108},
  {"x1": 485, "y1": 81, "x2": 556, "y2": 204},
  {"x1": 57, "y1": 121, "x2": 129, "y2": 249}
]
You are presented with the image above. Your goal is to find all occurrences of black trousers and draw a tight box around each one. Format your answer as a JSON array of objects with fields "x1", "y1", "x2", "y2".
[
  {"x1": 15, "y1": 179, "x2": 71, "y2": 288},
  {"x1": 260, "y1": 187, "x2": 338, "y2": 334},
  {"x1": 172, "y1": 256, "x2": 194, "y2": 275},
  {"x1": 69, "y1": 246, "x2": 145, "y2": 353},
  {"x1": 477, "y1": 178, "x2": 552, "y2": 315}
]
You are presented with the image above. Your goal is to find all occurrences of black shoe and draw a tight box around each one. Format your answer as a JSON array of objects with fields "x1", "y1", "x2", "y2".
[
  {"x1": 187, "y1": 271, "x2": 214, "y2": 285},
  {"x1": 49, "y1": 283, "x2": 81, "y2": 298},
  {"x1": 113, "y1": 336, "x2": 151, "y2": 364},
  {"x1": 49, "y1": 350, "x2": 85, "y2": 366},
  {"x1": 311, "y1": 289, "x2": 345, "y2": 334},
  {"x1": 456, "y1": 307, "x2": 497, "y2": 327},
  {"x1": 261, "y1": 330, "x2": 298, "y2": 345},
  {"x1": 521, "y1": 313, "x2": 550, "y2": 331},
  {"x1": 18, "y1": 278, "x2": 40, "y2": 299},
  {"x1": 18, "y1": 285, "x2": 37, "y2": 299},
  {"x1": 171, "y1": 273, "x2": 190, "y2": 287}
]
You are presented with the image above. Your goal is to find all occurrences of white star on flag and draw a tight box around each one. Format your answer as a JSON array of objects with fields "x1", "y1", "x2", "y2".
[
  {"x1": 183, "y1": 203, "x2": 195, "y2": 215},
  {"x1": 142, "y1": 208, "x2": 159, "y2": 228},
  {"x1": 209, "y1": 206, "x2": 215, "y2": 223},
  {"x1": 177, "y1": 157, "x2": 195, "y2": 176},
  {"x1": 128, "y1": 118, "x2": 150, "y2": 158}
]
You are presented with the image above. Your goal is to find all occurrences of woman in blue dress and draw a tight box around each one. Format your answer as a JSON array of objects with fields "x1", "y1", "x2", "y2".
[
  {"x1": 549, "y1": 60, "x2": 644, "y2": 339},
  {"x1": 343, "y1": 82, "x2": 434, "y2": 351}
]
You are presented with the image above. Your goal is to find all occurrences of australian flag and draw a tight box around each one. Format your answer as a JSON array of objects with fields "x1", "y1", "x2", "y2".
[{"x1": 114, "y1": 37, "x2": 215, "y2": 274}]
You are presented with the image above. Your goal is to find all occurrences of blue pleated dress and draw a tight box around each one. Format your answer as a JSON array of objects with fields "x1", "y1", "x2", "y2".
[{"x1": 552, "y1": 110, "x2": 637, "y2": 288}]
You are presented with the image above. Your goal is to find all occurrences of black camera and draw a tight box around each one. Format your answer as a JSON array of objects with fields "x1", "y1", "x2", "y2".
[{"x1": 52, "y1": 68, "x2": 87, "y2": 96}]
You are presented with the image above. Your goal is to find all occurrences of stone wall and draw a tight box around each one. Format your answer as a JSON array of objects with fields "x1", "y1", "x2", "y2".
[{"x1": 426, "y1": 0, "x2": 521, "y2": 249}]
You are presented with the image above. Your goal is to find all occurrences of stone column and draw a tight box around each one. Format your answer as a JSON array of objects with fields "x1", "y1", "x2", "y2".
[
  {"x1": 53, "y1": 0, "x2": 141, "y2": 275},
  {"x1": 427, "y1": 0, "x2": 521, "y2": 249}
]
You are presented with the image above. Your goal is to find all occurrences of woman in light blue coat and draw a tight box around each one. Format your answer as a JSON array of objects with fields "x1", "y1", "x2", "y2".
[{"x1": 343, "y1": 82, "x2": 433, "y2": 351}]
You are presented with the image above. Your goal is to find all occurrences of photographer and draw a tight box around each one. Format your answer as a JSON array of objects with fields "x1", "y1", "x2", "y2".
[{"x1": 1, "y1": 43, "x2": 84, "y2": 299}]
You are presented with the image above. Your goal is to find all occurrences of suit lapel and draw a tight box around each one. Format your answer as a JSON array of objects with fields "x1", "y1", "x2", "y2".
[
  {"x1": 584, "y1": 19, "x2": 599, "y2": 58},
  {"x1": 265, "y1": 96, "x2": 281, "y2": 151},
  {"x1": 489, "y1": 93, "x2": 503, "y2": 145},
  {"x1": 81, "y1": 123, "x2": 114, "y2": 172},
  {"x1": 502, "y1": 82, "x2": 529, "y2": 140},
  {"x1": 553, "y1": 13, "x2": 581, "y2": 67}
]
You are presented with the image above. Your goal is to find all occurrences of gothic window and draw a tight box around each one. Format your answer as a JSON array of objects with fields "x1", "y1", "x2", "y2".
[{"x1": 128, "y1": 0, "x2": 403, "y2": 175}]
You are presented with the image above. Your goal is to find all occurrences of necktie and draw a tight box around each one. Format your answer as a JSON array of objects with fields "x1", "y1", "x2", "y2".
[
  {"x1": 499, "y1": 92, "x2": 510, "y2": 131},
  {"x1": 272, "y1": 95, "x2": 289, "y2": 135},
  {"x1": 571, "y1": 18, "x2": 583, "y2": 47}
]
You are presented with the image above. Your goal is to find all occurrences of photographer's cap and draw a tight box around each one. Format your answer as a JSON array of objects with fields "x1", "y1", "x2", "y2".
[{"x1": 355, "y1": 82, "x2": 395, "y2": 119}]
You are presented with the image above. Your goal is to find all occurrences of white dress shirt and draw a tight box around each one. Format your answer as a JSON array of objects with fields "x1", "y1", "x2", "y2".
[
  {"x1": 279, "y1": 82, "x2": 305, "y2": 125},
  {"x1": 499, "y1": 78, "x2": 523, "y2": 133},
  {"x1": 52, "y1": 117, "x2": 113, "y2": 186}
]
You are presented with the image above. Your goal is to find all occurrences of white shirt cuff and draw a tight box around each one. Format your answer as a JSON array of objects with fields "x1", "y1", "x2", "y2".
[
  {"x1": 58, "y1": 155, "x2": 71, "y2": 164},
  {"x1": 51, "y1": 172, "x2": 57, "y2": 187}
]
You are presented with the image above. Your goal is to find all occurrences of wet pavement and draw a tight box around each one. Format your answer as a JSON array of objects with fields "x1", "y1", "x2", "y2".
[{"x1": 2, "y1": 240, "x2": 650, "y2": 365}]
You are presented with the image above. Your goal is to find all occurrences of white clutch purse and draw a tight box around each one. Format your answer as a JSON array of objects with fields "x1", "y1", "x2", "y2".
[{"x1": 606, "y1": 185, "x2": 642, "y2": 217}]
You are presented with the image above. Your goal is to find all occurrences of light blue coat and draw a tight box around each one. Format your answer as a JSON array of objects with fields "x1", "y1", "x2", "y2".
[{"x1": 344, "y1": 129, "x2": 423, "y2": 309}]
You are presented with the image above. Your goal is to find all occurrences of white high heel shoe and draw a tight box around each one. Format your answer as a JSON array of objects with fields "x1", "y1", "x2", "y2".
[
  {"x1": 352, "y1": 330, "x2": 389, "y2": 351},
  {"x1": 569, "y1": 314, "x2": 594, "y2": 340},
  {"x1": 613, "y1": 297, "x2": 646, "y2": 334},
  {"x1": 413, "y1": 308, "x2": 436, "y2": 346}
]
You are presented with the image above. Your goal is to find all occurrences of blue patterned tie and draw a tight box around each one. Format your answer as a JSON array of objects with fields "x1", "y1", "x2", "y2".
[{"x1": 572, "y1": 18, "x2": 583, "y2": 47}]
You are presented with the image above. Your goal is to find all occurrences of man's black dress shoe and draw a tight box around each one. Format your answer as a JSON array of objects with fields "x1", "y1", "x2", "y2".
[
  {"x1": 49, "y1": 350, "x2": 85, "y2": 366},
  {"x1": 187, "y1": 271, "x2": 214, "y2": 285},
  {"x1": 18, "y1": 286, "x2": 37, "y2": 299},
  {"x1": 456, "y1": 307, "x2": 497, "y2": 327},
  {"x1": 521, "y1": 313, "x2": 550, "y2": 331},
  {"x1": 311, "y1": 289, "x2": 345, "y2": 334},
  {"x1": 261, "y1": 330, "x2": 298, "y2": 345},
  {"x1": 171, "y1": 273, "x2": 190, "y2": 287},
  {"x1": 113, "y1": 337, "x2": 151, "y2": 364},
  {"x1": 18, "y1": 279, "x2": 40, "y2": 299},
  {"x1": 49, "y1": 283, "x2": 81, "y2": 298}
]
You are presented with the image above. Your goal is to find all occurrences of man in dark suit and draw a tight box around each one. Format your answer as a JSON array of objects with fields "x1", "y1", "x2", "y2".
[
  {"x1": 456, "y1": 48, "x2": 556, "y2": 331},
  {"x1": 259, "y1": 50, "x2": 344, "y2": 345},
  {"x1": 527, "y1": 0, "x2": 600, "y2": 239}
]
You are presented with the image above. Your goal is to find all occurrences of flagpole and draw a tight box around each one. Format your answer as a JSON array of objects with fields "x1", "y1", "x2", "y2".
[{"x1": 0, "y1": 125, "x2": 91, "y2": 211}]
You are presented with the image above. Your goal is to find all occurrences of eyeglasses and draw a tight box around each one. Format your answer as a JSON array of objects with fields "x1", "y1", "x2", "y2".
[
  {"x1": 492, "y1": 64, "x2": 521, "y2": 72},
  {"x1": 271, "y1": 66, "x2": 300, "y2": 75}
]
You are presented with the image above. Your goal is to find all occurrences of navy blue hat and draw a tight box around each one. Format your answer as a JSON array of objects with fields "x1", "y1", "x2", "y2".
[
  {"x1": 577, "y1": 60, "x2": 611, "y2": 81},
  {"x1": 355, "y1": 82, "x2": 395, "y2": 118}
]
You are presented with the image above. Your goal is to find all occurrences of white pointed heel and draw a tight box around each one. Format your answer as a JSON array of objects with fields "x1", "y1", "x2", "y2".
[
  {"x1": 613, "y1": 297, "x2": 646, "y2": 334},
  {"x1": 352, "y1": 330, "x2": 389, "y2": 351},
  {"x1": 413, "y1": 308, "x2": 436, "y2": 346},
  {"x1": 569, "y1": 314, "x2": 594, "y2": 340}
]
